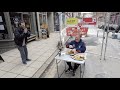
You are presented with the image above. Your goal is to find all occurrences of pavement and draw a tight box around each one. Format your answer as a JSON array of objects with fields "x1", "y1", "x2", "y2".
[
  {"x1": 41, "y1": 27, "x2": 120, "y2": 78},
  {"x1": 0, "y1": 32, "x2": 60, "y2": 78}
]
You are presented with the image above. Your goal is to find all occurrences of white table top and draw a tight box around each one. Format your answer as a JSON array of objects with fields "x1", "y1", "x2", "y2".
[{"x1": 55, "y1": 51, "x2": 86, "y2": 64}]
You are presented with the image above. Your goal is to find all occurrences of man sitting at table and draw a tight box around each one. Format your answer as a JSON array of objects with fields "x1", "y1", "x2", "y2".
[{"x1": 66, "y1": 33, "x2": 86, "y2": 76}]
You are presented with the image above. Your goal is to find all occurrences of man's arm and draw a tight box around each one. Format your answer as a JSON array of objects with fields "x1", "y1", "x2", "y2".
[
  {"x1": 26, "y1": 30, "x2": 31, "y2": 37},
  {"x1": 14, "y1": 28, "x2": 26, "y2": 40},
  {"x1": 24, "y1": 28, "x2": 31, "y2": 37},
  {"x1": 66, "y1": 41, "x2": 74, "y2": 48}
]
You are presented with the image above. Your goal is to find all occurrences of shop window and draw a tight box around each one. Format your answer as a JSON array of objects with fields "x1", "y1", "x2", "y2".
[
  {"x1": 39, "y1": 14, "x2": 42, "y2": 29},
  {"x1": 9, "y1": 12, "x2": 32, "y2": 32},
  {"x1": 42, "y1": 12, "x2": 46, "y2": 14},
  {"x1": 0, "y1": 12, "x2": 8, "y2": 39},
  {"x1": 43, "y1": 15, "x2": 46, "y2": 23},
  {"x1": 23, "y1": 14, "x2": 31, "y2": 30},
  {"x1": 62, "y1": 13, "x2": 65, "y2": 29},
  {"x1": 9, "y1": 12, "x2": 21, "y2": 30},
  {"x1": 39, "y1": 13, "x2": 48, "y2": 30}
]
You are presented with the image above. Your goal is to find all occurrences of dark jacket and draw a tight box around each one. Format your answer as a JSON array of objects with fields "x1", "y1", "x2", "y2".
[
  {"x1": 14, "y1": 27, "x2": 30, "y2": 46},
  {"x1": 66, "y1": 39, "x2": 86, "y2": 53}
]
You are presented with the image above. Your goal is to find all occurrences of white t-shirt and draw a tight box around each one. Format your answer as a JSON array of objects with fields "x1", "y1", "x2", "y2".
[
  {"x1": 22, "y1": 38, "x2": 25, "y2": 46},
  {"x1": 22, "y1": 28, "x2": 27, "y2": 46}
]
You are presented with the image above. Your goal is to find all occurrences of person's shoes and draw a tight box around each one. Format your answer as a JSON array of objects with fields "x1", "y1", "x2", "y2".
[
  {"x1": 72, "y1": 70, "x2": 76, "y2": 76},
  {"x1": 65, "y1": 68, "x2": 73, "y2": 73},
  {"x1": 23, "y1": 62, "x2": 27, "y2": 64},
  {"x1": 26, "y1": 59, "x2": 31, "y2": 61}
]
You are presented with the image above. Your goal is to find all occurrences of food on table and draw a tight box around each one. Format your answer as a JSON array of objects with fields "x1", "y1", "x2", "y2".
[
  {"x1": 67, "y1": 49, "x2": 74, "y2": 55},
  {"x1": 72, "y1": 54, "x2": 85, "y2": 61}
]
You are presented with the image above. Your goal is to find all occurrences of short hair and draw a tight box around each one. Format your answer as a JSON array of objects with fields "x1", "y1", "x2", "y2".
[
  {"x1": 18, "y1": 21, "x2": 25, "y2": 26},
  {"x1": 76, "y1": 33, "x2": 82, "y2": 38}
]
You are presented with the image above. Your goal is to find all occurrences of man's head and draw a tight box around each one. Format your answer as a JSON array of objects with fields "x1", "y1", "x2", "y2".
[
  {"x1": 75, "y1": 33, "x2": 82, "y2": 42},
  {"x1": 18, "y1": 21, "x2": 26, "y2": 29}
]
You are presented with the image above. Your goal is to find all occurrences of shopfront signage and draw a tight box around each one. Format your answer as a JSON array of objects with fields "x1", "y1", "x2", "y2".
[{"x1": 66, "y1": 18, "x2": 78, "y2": 25}]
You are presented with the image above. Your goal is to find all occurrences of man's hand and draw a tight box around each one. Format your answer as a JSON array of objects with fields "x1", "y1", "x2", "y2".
[
  {"x1": 69, "y1": 45, "x2": 73, "y2": 49},
  {"x1": 24, "y1": 28, "x2": 28, "y2": 33},
  {"x1": 76, "y1": 50, "x2": 81, "y2": 53},
  {"x1": 72, "y1": 49, "x2": 77, "y2": 54}
]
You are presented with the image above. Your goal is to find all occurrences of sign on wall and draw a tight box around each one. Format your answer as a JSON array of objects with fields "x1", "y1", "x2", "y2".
[
  {"x1": 66, "y1": 18, "x2": 78, "y2": 25},
  {"x1": 83, "y1": 18, "x2": 96, "y2": 25},
  {"x1": 66, "y1": 27, "x2": 88, "y2": 36}
]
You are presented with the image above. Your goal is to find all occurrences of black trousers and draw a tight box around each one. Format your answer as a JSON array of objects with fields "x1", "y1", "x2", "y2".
[{"x1": 66, "y1": 62, "x2": 80, "y2": 71}]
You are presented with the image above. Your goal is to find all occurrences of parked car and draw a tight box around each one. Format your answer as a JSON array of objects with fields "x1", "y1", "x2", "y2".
[{"x1": 99, "y1": 24, "x2": 120, "y2": 32}]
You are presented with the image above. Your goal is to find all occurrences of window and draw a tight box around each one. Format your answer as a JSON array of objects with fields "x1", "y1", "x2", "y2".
[
  {"x1": 62, "y1": 13, "x2": 65, "y2": 29},
  {"x1": 42, "y1": 12, "x2": 46, "y2": 14},
  {"x1": 39, "y1": 13, "x2": 47, "y2": 29},
  {"x1": 23, "y1": 14, "x2": 31, "y2": 30},
  {"x1": 43, "y1": 15, "x2": 46, "y2": 23},
  {"x1": 39, "y1": 14, "x2": 42, "y2": 26}
]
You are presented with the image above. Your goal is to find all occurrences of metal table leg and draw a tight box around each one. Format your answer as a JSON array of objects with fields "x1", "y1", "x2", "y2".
[
  {"x1": 82, "y1": 63, "x2": 85, "y2": 78},
  {"x1": 80, "y1": 63, "x2": 85, "y2": 78},
  {"x1": 56, "y1": 59, "x2": 67, "y2": 78},
  {"x1": 64, "y1": 61, "x2": 66, "y2": 71},
  {"x1": 56, "y1": 59, "x2": 60, "y2": 78},
  {"x1": 80, "y1": 64, "x2": 82, "y2": 78}
]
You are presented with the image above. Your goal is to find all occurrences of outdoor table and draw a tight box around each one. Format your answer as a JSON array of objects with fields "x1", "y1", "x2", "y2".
[{"x1": 55, "y1": 49, "x2": 86, "y2": 78}]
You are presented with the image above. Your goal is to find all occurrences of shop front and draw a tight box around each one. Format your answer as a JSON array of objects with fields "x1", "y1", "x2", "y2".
[
  {"x1": 0, "y1": 12, "x2": 8, "y2": 40},
  {"x1": 36, "y1": 12, "x2": 50, "y2": 38},
  {"x1": 9, "y1": 12, "x2": 37, "y2": 41},
  {"x1": 0, "y1": 12, "x2": 37, "y2": 54}
]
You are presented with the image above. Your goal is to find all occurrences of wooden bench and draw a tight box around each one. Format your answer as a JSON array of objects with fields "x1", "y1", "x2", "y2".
[{"x1": 27, "y1": 34, "x2": 36, "y2": 42}]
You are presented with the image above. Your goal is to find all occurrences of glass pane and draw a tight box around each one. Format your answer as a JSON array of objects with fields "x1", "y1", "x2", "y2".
[
  {"x1": 43, "y1": 15, "x2": 46, "y2": 23},
  {"x1": 62, "y1": 14, "x2": 65, "y2": 29},
  {"x1": 42, "y1": 12, "x2": 46, "y2": 14},
  {"x1": 39, "y1": 14, "x2": 42, "y2": 25},
  {"x1": 23, "y1": 14, "x2": 31, "y2": 30}
]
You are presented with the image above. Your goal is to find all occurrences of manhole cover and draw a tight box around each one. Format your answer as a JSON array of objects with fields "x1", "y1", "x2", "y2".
[{"x1": 95, "y1": 73, "x2": 110, "y2": 78}]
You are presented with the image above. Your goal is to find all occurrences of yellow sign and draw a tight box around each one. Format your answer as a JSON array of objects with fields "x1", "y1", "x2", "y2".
[{"x1": 66, "y1": 18, "x2": 78, "y2": 25}]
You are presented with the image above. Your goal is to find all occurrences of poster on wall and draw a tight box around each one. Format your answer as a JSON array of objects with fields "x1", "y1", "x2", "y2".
[
  {"x1": 0, "y1": 25, "x2": 5, "y2": 30},
  {"x1": 66, "y1": 27, "x2": 88, "y2": 36},
  {"x1": 0, "y1": 16, "x2": 3, "y2": 22},
  {"x1": 66, "y1": 27, "x2": 78, "y2": 36},
  {"x1": 66, "y1": 18, "x2": 78, "y2": 26}
]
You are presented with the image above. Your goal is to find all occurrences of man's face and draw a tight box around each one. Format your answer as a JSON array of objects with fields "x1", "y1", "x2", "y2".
[
  {"x1": 75, "y1": 34, "x2": 81, "y2": 42},
  {"x1": 20, "y1": 22, "x2": 25, "y2": 28}
]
